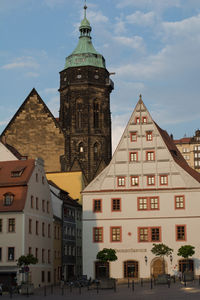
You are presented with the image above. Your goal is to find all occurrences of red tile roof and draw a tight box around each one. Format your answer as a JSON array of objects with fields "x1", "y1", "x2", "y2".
[
  {"x1": 173, "y1": 137, "x2": 191, "y2": 144},
  {"x1": 155, "y1": 123, "x2": 200, "y2": 184},
  {"x1": 0, "y1": 159, "x2": 35, "y2": 187},
  {"x1": 0, "y1": 160, "x2": 35, "y2": 212}
]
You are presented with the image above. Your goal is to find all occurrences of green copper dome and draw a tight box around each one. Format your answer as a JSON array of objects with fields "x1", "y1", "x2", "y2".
[{"x1": 65, "y1": 5, "x2": 106, "y2": 69}]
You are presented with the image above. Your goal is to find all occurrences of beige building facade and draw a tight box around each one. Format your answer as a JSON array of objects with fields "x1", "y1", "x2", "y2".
[{"x1": 83, "y1": 97, "x2": 200, "y2": 280}]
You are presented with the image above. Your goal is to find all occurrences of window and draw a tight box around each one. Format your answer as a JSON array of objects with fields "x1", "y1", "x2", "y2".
[
  {"x1": 160, "y1": 175, "x2": 168, "y2": 186},
  {"x1": 142, "y1": 116, "x2": 147, "y2": 124},
  {"x1": 146, "y1": 151, "x2": 155, "y2": 161},
  {"x1": 135, "y1": 117, "x2": 140, "y2": 124},
  {"x1": 41, "y1": 271, "x2": 45, "y2": 283},
  {"x1": 0, "y1": 219, "x2": 2, "y2": 233},
  {"x1": 28, "y1": 247, "x2": 32, "y2": 255},
  {"x1": 8, "y1": 247, "x2": 15, "y2": 261},
  {"x1": 130, "y1": 152, "x2": 138, "y2": 162},
  {"x1": 42, "y1": 223, "x2": 45, "y2": 237},
  {"x1": 36, "y1": 197, "x2": 38, "y2": 210},
  {"x1": 131, "y1": 176, "x2": 139, "y2": 186},
  {"x1": 176, "y1": 225, "x2": 186, "y2": 241},
  {"x1": 36, "y1": 221, "x2": 39, "y2": 235},
  {"x1": 48, "y1": 271, "x2": 51, "y2": 283},
  {"x1": 93, "y1": 199, "x2": 102, "y2": 213},
  {"x1": 11, "y1": 167, "x2": 25, "y2": 177},
  {"x1": 138, "y1": 198, "x2": 148, "y2": 210},
  {"x1": 29, "y1": 219, "x2": 32, "y2": 234},
  {"x1": 4, "y1": 193, "x2": 14, "y2": 206},
  {"x1": 8, "y1": 219, "x2": 15, "y2": 232},
  {"x1": 146, "y1": 131, "x2": 153, "y2": 141},
  {"x1": 76, "y1": 101, "x2": 83, "y2": 129},
  {"x1": 117, "y1": 177, "x2": 125, "y2": 187},
  {"x1": 0, "y1": 248, "x2": 2, "y2": 261},
  {"x1": 35, "y1": 248, "x2": 38, "y2": 259},
  {"x1": 111, "y1": 227, "x2": 121, "y2": 242},
  {"x1": 31, "y1": 196, "x2": 34, "y2": 208},
  {"x1": 150, "y1": 197, "x2": 159, "y2": 210},
  {"x1": 137, "y1": 197, "x2": 159, "y2": 210},
  {"x1": 124, "y1": 261, "x2": 139, "y2": 278},
  {"x1": 112, "y1": 198, "x2": 121, "y2": 211},
  {"x1": 42, "y1": 249, "x2": 45, "y2": 263},
  {"x1": 93, "y1": 227, "x2": 103, "y2": 242},
  {"x1": 138, "y1": 227, "x2": 161, "y2": 242},
  {"x1": 147, "y1": 175, "x2": 155, "y2": 186},
  {"x1": 175, "y1": 195, "x2": 185, "y2": 209},
  {"x1": 130, "y1": 132, "x2": 137, "y2": 142},
  {"x1": 94, "y1": 143, "x2": 100, "y2": 160},
  {"x1": 183, "y1": 148, "x2": 189, "y2": 153}
]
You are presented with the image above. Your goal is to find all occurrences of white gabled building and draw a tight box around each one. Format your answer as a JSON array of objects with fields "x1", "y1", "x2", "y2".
[{"x1": 82, "y1": 96, "x2": 200, "y2": 280}]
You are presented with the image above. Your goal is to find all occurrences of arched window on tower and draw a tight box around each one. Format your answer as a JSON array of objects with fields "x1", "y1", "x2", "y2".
[
  {"x1": 78, "y1": 142, "x2": 84, "y2": 159},
  {"x1": 76, "y1": 100, "x2": 83, "y2": 129},
  {"x1": 93, "y1": 101, "x2": 100, "y2": 129},
  {"x1": 94, "y1": 142, "x2": 100, "y2": 161}
]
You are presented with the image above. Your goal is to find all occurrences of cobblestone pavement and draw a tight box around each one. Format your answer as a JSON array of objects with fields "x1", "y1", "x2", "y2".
[{"x1": 2, "y1": 280, "x2": 200, "y2": 300}]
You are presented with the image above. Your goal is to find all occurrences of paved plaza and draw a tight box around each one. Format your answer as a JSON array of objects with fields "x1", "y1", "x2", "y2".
[{"x1": 1, "y1": 280, "x2": 200, "y2": 300}]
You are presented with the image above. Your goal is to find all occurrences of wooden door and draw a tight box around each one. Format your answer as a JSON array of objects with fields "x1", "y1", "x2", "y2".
[{"x1": 152, "y1": 258, "x2": 165, "y2": 278}]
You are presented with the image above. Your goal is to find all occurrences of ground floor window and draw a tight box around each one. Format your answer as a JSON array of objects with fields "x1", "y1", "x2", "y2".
[
  {"x1": 124, "y1": 261, "x2": 139, "y2": 278},
  {"x1": 179, "y1": 259, "x2": 194, "y2": 273}
]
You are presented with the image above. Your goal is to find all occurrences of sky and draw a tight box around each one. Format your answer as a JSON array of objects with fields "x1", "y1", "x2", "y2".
[{"x1": 1, "y1": 0, "x2": 200, "y2": 151}]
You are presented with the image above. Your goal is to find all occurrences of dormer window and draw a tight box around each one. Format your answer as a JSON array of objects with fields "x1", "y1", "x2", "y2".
[
  {"x1": 4, "y1": 193, "x2": 14, "y2": 206},
  {"x1": 11, "y1": 167, "x2": 25, "y2": 177}
]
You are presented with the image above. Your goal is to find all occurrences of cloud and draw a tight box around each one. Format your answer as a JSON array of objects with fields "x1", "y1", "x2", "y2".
[
  {"x1": 116, "y1": 0, "x2": 181, "y2": 9},
  {"x1": 114, "y1": 19, "x2": 126, "y2": 34},
  {"x1": 25, "y1": 72, "x2": 39, "y2": 78},
  {"x1": 162, "y1": 13, "x2": 200, "y2": 40},
  {"x1": 126, "y1": 11, "x2": 156, "y2": 26},
  {"x1": 42, "y1": 88, "x2": 58, "y2": 94},
  {"x1": 87, "y1": 10, "x2": 108, "y2": 24},
  {"x1": 113, "y1": 35, "x2": 145, "y2": 51},
  {"x1": 43, "y1": 0, "x2": 66, "y2": 8},
  {"x1": 2, "y1": 57, "x2": 39, "y2": 70}
]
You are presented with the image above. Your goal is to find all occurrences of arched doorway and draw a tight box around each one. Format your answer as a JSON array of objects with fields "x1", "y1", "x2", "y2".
[
  {"x1": 124, "y1": 261, "x2": 139, "y2": 278},
  {"x1": 95, "y1": 262, "x2": 109, "y2": 279},
  {"x1": 151, "y1": 258, "x2": 167, "y2": 278}
]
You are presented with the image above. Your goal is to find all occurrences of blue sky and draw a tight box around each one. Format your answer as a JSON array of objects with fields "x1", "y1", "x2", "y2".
[{"x1": 1, "y1": 0, "x2": 200, "y2": 151}]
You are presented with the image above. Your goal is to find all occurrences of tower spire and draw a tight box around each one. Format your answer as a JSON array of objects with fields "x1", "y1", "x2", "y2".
[{"x1": 84, "y1": 0, "x2": 87, "y2": 18}]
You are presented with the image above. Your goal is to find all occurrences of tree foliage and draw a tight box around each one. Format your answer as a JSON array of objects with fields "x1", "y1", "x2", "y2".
[
  {"x1": 96, "y1": 248, "x2": 118, "y2": 263},
  {"x1": 177, "y1": 245, "x2": 195, "y2": 259},
  {"x1": 17, "y1": 254, "x2": 38, "y2": 267},
  {"x1": 151, "y1": 243, "x2": 173, "y2": 257}
]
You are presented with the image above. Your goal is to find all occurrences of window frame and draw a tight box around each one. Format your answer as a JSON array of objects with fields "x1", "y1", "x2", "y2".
[
  {"x1": 142, "y1": 116, "x2": 147, "y2": 124},
  {"x1": 117, "y1": 176, "x2": 126, "y2": 187},
  {"x1": 130, "y1": 176, "x2": 139, "y2": 187},
  {"x1": 93, "y1": 227, "x2": 103, "y2": 243},
  {"x1": 8, "y1": 247, "x2": 15, "y2": 261},
  {"x1": 4, "y1": 193, "x2": 14, "y2": 206},
  {"x1": 146, "y1": 151, "x2": 155, "y2": 161},
  {"x1": 110, "y1": 226, "x2": 122, "y2": 242},
  {"x1": 129, "y1": 152, "x2": 138, "y2": 162},
  {"x1": 175, "y1": 195, "x2": 185, "y2": 209},
  {"x1": 135, "y1": 117, "x2": 140, "y2": 124},
  {"x1": 160, "y1": 175, "x2": 168, "y2": 186},
  {"x1": 137, "y1": 197, "x2": 159, "y2": 211},
  {"x1": 111, "y1": 198, "x2": 121, "y2": 212},
  {"x1": 138, "y1": 227, "x2": 161, "y2": 242},
  {"x1": 147, "y1": 175, "x2": 155, "y2": 186},
  {"x1": 146, "y1": 131, "x2": 153, "y2": 141},
  {"x1": 130, "y1": 132, "x2": 137, "y2": 142},
  {"x1": 93, "y1": 199, "x2": 102, "y2": 213},
  {"x1": 8, "y1": 218, "x2": 15, "y2": 233},
  {"x1": 176, "y1": 225, "x2": 186, "y2": 241}
]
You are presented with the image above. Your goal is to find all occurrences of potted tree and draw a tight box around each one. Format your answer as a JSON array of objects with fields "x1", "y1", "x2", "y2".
[
  {"x1": 17, "y1": 254, "x2": 38, "y2": 294},
  {"x1": 177, "y1": 245, "x2": 195, "y2": 281},
  {"x1": 151, "y1": 243, "x2": 173, "y2": 283},
  {"x1": 96, "y1": 248, "x2": 118, "y2": 288}
]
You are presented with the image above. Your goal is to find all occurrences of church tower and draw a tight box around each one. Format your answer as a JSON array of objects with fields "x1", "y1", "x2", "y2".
[{"x1": 59, "y1": 4, "x2": 114, "y2": 183}]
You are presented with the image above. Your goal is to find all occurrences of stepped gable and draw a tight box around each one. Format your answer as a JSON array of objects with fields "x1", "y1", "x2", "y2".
[
  {"x1": 84, "y1": 96, "x2": 200, "y2": 192},
  {"x1": 0, "y1": 88, "x2": 65, "y2": 172}
]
